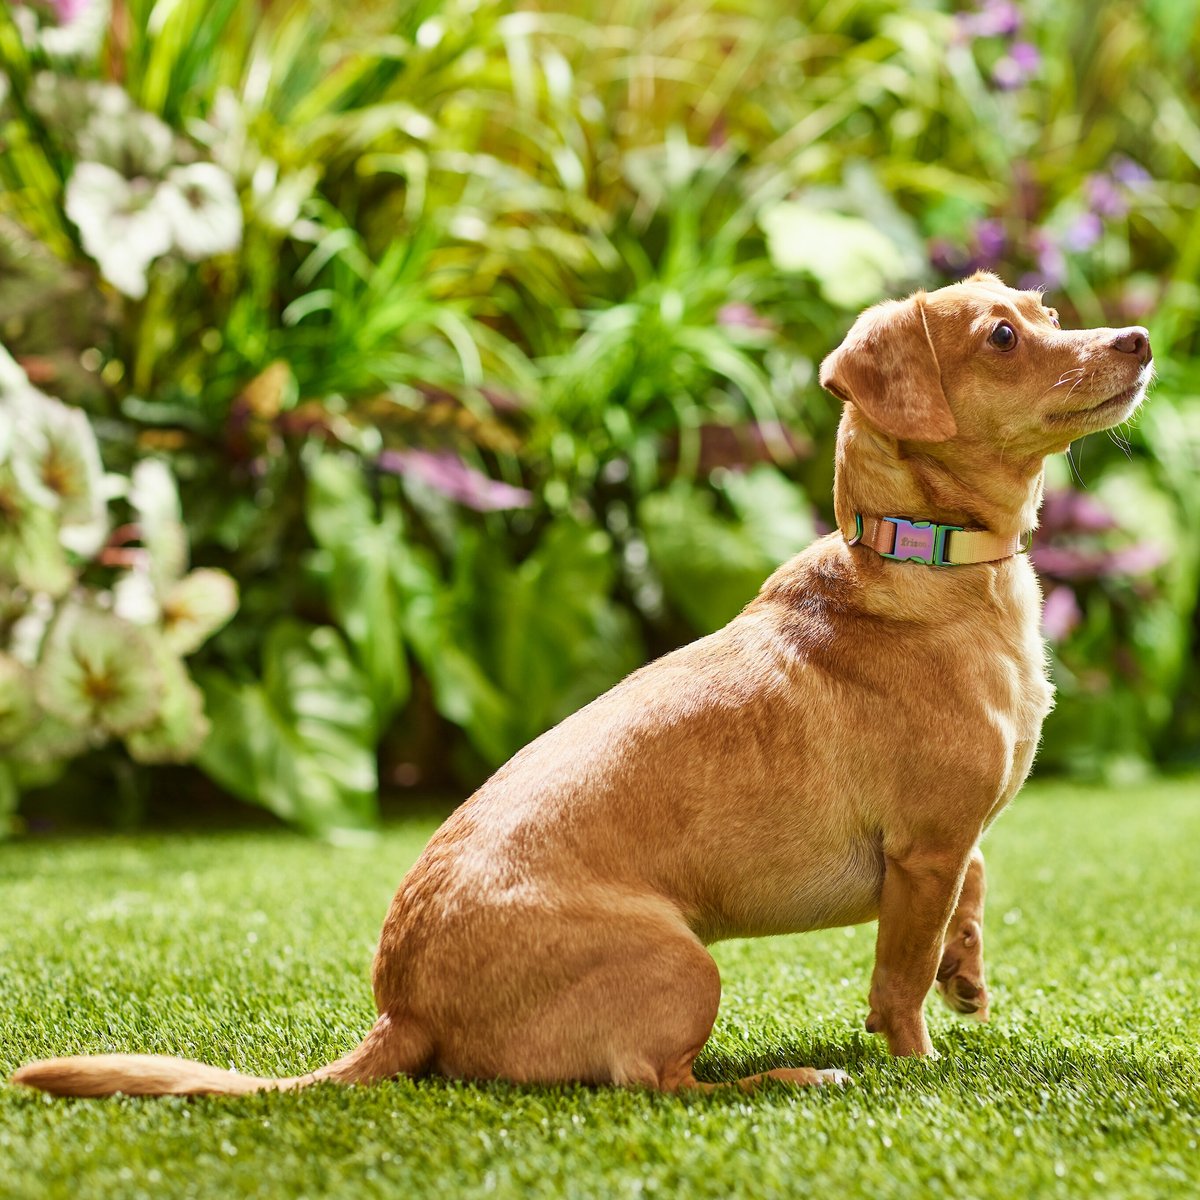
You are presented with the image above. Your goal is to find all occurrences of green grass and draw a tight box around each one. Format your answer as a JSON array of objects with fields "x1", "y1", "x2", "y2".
[{"x1": 1, "y1": 780, "x2": 1198, "y2": 1200}]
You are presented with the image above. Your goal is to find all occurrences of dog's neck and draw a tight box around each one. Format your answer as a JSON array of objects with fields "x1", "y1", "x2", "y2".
[{"x1": 832, "y1": 413, "x2": 1044, "y2": 541}]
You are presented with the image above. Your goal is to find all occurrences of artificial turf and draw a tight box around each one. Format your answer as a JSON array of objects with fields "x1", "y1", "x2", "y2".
[{"x1": 1, "y1": 778, "x2": 1197, "y2": 1200}]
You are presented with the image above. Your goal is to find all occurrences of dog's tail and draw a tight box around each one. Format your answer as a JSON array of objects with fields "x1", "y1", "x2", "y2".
[{"x1": 10, "y1": 1013, "x2": 429, "y2": 1098}]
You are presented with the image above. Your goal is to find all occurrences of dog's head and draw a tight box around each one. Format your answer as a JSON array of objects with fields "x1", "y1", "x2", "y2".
[{"x1": 819, "y1": 271, "x2": 1154, "y2": 456}]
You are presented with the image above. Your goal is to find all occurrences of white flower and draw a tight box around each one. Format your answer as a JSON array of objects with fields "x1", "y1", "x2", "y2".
[
  {"x1": 64, "y1": 162, "x2": 173, "y2": 298},
  {"x1": 157, "y1": 162, "x2": 243, "y2": 260},
  {"x1": 0, "y1": 342, "x2": 27, "y2": 397},
  {"x1": 41, "y1": 0, "x2": 110, "y2": 61},
  {"x1": 12, "y1": 0, "x2": 109, "y2": 61},
  {"x1": 8, "y1": 592, "x2": 54, "y2": 667},
  {"x1": 0, "y1": 345, "x2": 108, "y2": 556},
  {"x1": 114, "y1": 567, "x2": 161, "y2": 625},
  {"x1": 129, "y1": 458, "x2": 187, "y2": 590},
  {"x1": 78, "y1": 100, "x2": 175, "y2": 177},
  {"x1": 10, "y1": 392, "x2": 108, "y2": 555}
]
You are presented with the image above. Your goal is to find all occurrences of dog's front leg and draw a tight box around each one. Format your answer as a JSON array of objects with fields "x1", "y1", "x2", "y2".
[
  {"x1": 865, "y1": 845, "x2": 974, "y2": 1056},
  {"x1": 936, "y1": 847, "x2": 989, "y2": 1021}
]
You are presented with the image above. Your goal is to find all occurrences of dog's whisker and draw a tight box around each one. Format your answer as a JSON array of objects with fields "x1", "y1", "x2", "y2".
[{"x1": 1065, "y1": 443, "x2": 1088, "y2": 488}]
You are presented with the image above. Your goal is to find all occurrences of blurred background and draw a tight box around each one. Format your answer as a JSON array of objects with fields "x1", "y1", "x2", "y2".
[{"x1": 1, "y1": 0, "x2": 1198, "y2": 838}]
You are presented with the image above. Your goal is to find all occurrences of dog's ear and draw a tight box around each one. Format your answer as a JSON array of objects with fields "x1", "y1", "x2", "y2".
[{"x1": 818, "y1": 295, "x2": 957, "y2": 442}]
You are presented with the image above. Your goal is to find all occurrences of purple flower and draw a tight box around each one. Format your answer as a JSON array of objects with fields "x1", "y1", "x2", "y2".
[
  {"x1": 377, "y1": 449, "x2": 533, "y2": 511},
  {"x1": 928, "y1": 219, "x2": 1007, "y2": 279},
  {"x1": 972, "y1": 218, "x2": 1007, "y2": 262},
  {"x1": 1033, "y1": 541, "x2": 1165, "y2": 582},
  {"x1": 717, "y1": 302, "x2": 774, "y2": 332},
  {"x1": 1031, "y1": 544, "x2": 1110, "y2": 581},
  {"x1": 1111, "y1": 155, "x2": 1151, "y2": 187},
  {"x1": 1041, "y1": 585, "x2": 1081, "y2": 642},
  {"x1": 1062, "y1": 211, "x2": 1103, "y2": 252},
  {"x1": 992, "y1": 41, "x2": 1040, "y2": 90},
  {"x1": 957, "y1": 0, "x2": 1023, "y2": 41},
  {"x1": 1086, "y1": 173, "x2": 1127, "y2": 219},
  {"x1": 929, "y1": 238, "x2": 969, "y2": 276},
  {"x1": 1024, "y1": 230, "x2": 1067, "y2": 289},
  {"x1": 1104, "y1": 542, "x2": 1167, "y2": 576},
  {"x1": 1011, "y1": 41, "x2": 1040, "y2": 69},
  {"x1": 1040, "y1": 488, "x2": 1117, "y2": 534}
]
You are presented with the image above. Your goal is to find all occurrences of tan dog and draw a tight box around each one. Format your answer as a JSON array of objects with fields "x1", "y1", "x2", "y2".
[{"x1": 14, "y1": 272, "x2": 1153, "y2": 1097}]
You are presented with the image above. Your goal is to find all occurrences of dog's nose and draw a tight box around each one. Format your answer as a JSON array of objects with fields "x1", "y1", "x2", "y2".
[{"x1": 1112, "y1": 327, "x2": 1152, "y2": 364}]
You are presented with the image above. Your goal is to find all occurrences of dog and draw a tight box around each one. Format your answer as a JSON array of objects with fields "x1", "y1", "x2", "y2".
[{"x1": 13, "y1": 272, "x2": 1153, "y2": 1097}]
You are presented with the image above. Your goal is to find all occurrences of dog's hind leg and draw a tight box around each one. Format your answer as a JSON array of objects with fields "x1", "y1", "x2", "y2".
[
  {"x1": 936, "y1": 847, "x2": 990, "y2": 1021},
  {"x1": 473, "y1": 923, "x2": 848, "y2": 1092}
]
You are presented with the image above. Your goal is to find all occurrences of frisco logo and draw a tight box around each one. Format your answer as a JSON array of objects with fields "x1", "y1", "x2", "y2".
[{"x1": 899, "y1": 536, "x2": 928, "y2": 548}]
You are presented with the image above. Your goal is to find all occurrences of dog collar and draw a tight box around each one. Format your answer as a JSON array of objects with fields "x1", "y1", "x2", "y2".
[{"x1": 847, "y1": 514, "x2": 1031, "y2": 566}]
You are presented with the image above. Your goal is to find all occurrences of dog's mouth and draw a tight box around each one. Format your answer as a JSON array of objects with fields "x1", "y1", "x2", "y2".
[{"x1": 1048, "y1": 371, "x2": 1152, "y2": 429}]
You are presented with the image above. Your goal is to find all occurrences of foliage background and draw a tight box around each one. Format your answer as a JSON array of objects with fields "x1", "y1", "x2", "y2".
[{"x1": 1, "y1": 0, "x2": 1198, "y2": 836}]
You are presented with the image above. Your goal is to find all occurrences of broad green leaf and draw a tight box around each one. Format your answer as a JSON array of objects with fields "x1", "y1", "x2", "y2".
[
  {"x1": 760, "y1": 202, "x2": 908, "y2": 309},
  {"x1": 198, "y1": 621, "x2": 378, "y2": 836},
  {"x1": 400, "y1": 576, "x2": 513, "y2": 767},
  {"x1": 12, "y1": 711, "x2": 99, "y2": 766},
  {"x1": 305, "y1": 455, "x2": 410, "y2": 725},
  {"x1": 125, "y1": 641, "x2": 210, "y2": 765},
  {"x1": 482, "y1": 519, "x2": 642, "y2": 754},
  {"x1": 639, "y1": 483, "x2": 774, "y2": 633},
  {"x1": 719, "y1": 466, "x2": 817, "y2": 566},
  {"x1": 0, "y1": 652, "x2": 34, "y2": 744}
]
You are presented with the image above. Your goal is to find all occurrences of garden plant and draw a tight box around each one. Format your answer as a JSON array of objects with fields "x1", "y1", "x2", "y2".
[
  {"x1": 1, "y1": 2, "x2": 1198, "y2": 1196},
  {"x1": 2, "y1": 0, "x2": 1198, "y2": 835}
]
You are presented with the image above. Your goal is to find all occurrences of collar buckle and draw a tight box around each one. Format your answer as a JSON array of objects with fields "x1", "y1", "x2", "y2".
[{"x1": 877, "y1": 517, "x2": 963, "y2": 567}]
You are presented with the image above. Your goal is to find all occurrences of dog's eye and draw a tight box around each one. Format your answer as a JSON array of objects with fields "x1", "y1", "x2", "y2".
[{"x1": 989, "y1": 322, "x2": 1017, "y2": 350}]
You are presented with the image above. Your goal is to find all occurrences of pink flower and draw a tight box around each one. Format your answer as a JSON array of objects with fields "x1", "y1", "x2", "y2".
[
  {"x1": 1041, "y1": 585, "x2": 1081, "y2": 642},
  {"x1": 377, "y1": 449, "x2": 532, "y2": 511},
  {"x1": 1062, "y1": 212, "x2": 1102, "y2": 252},
  {"x1": 52, "y1": 0, "x2": 91, "y2": 22},
  {"x1": 717, "y1": 303, "x2": 774, "y2": 332},
  {"x1": 992, "y1": 41, "x2": 1040, "y2": 90}
]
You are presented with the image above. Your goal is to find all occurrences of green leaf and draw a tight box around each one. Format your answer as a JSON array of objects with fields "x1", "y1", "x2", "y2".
[
  {"x1": 8, "y1": 711, "x2": 97, "y2": 767},
  {"x1": 197, "y1": 621, "x2": 378, "y2": 836},
  {"x1": 0, "y1": 651, "x2": 35, "y2": 745},
  {"x1": 718, "y1": 466, "x2": 817, "y2": 566},
  {"x1": 399, "y1": 574, "x2": 513, "y2": 767},
  {"x1": 760, "y1": 202, "x2": 909, "y2": 309},
  {"x1": 305, "y1": 455, "x2": 410, "y2": 726},
  {"x1": 125, "y1": 641, "x2": 210, "y2": 765},
  {"x1": 479, "y1": 519, "x2": 642, "y2": 755},
  {"x1": 639, "y1": 483, "x2": 775, "y2": 633}
]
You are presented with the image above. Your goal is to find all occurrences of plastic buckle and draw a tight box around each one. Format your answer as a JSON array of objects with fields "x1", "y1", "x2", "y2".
[{"x1": 879, "y1": 517, "x2": 962, "y2": 566}]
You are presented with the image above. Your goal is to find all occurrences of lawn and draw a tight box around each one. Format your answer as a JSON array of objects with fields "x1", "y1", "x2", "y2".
[{"x1": 1, "y1": 779, "x2": 1198, "y2": 1200}]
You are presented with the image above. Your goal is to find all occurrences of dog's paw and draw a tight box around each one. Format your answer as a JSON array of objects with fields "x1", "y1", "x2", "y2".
[{"x1": 936, "y1": 920, "x2": 990, "y2": 1022}]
